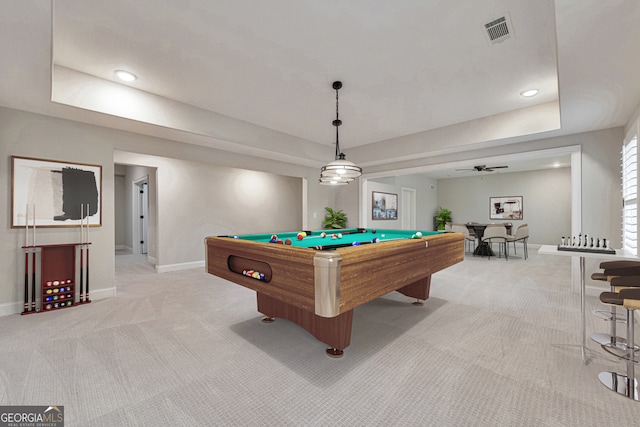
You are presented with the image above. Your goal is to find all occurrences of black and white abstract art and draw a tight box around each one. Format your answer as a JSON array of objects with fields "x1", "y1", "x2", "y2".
[{"x1": 12, "y1": 156, "x2": 102, "y2": 227}]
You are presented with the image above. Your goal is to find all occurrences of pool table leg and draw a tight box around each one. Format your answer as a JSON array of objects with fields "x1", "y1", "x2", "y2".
[
  {"x1": 256, "y1": 293, "x2": 353, "y2": 357},
  {"x1": 396, "y1": 276, "x2": 431, "y2": 304}
]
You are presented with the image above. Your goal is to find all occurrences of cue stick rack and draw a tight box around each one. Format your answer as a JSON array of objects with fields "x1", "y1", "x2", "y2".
[{"x1": 20, "y1": 204, "x2": 92, "y2": 315}]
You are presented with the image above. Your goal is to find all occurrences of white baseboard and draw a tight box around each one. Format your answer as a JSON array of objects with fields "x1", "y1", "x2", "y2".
[
  {"x1": 0, "y1": 287, "x2": 116, "y2": 317},
  {"x1": 155, "y1": 260, "x2": 205, "y2": 273}
]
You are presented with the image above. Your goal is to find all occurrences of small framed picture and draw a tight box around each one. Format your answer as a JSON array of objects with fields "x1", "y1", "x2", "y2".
[
  {"x1": 490, "y1": 196, "x2": 523, "y2": 220},
  {"x1": 372, "y1": 191, "x2": 398, "y2": 220}
]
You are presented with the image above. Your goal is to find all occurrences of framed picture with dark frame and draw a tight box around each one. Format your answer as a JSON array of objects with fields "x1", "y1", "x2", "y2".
[
  {"x1": 490, "y1": 196, "x2": 523, "y2": 220},
  {"x1": 372, "y1": 191, "x2": 398, "y2": 220},
  {"x1": 11, "y1": 156, "x2": 102, "y2": 228}
]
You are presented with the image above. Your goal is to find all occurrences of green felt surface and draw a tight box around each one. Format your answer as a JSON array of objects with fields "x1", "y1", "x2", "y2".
[{"x1": 228, "y1": 228, "x2": 438, "y2": 249}]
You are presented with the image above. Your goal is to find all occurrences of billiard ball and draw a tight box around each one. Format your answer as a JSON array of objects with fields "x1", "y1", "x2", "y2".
[
  {"x1": 337, "y1": 233, "x2": 342, "y2": 239},
  {"x1": 297, "y1": 233, "x2": 304, "y2": 240},
  {"x1": 415, "y1": 231, "x2": 423, "y2": 237},
  {"x1": 320, "y1": 232, "x2": 327, "y2": 238},
  {"x1": 285, "y1": 238, "x2": 292, "y2": 245},
  {"x1": 372, "y1": 238, "x2": 379, "y2": 243},
  {"x1": 352, "y1": 241, "x2": 360, "y2": 246}
]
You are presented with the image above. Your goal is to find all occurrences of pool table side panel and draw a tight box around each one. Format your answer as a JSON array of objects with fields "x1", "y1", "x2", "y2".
[
  {"x1": 206, "y1": 237, "x2": 317, "y2": 313},
  {"x1": 336, "y1": 233, "x2": 464, "y2": 312}
]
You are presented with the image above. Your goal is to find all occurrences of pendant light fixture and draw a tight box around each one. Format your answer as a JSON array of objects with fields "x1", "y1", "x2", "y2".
[{"x1": 319, "y1": 81, "x2": 362, "y2": 185}]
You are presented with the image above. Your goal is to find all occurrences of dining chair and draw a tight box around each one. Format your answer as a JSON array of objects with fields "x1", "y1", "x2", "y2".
[
  {"x1": 506, "y1": 224, "x2": 529, "y2": 259},
  {"x1": 481, "y1": 224, "x2": 508, "y2": 260},
  {"x1": 466, "y1": 222, "x2": 478, "y2": 238},
  {"x1": 451, "y1": 224, "x2": 476, "y2": 253}
]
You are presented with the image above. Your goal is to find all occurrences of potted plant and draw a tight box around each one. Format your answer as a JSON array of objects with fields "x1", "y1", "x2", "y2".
[
  {"x1": 434, "y1": 206, "x2": 452, "y2": 230},
  {"x1": 322, "y1": 207, "x2": 347, "y2": 229}
]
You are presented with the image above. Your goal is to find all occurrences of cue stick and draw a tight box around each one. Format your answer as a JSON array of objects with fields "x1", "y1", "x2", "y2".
[
  {"x1": 338, "y1": 228, "x2": 367, "y2": 235},
  {"x1": 312, "y1": 241, "x2": 374, "y2": 250},
  {"x1": 305, "y1": 228, "x2": 368, "y2": 240},
  {"x1": 79, "y1": 204, "x2": 84, "y2": 302},
  {"x1": 85, "y1": 204, "x2": 90, "y2": 302},
  {"x1": 24, "y1": 248, "x2": 29, "y2": 313},
  {"x1": 312, "y1": 237, "x2": 407, "y2": 250},
  {"x1": 23, "y1": 205, "x2": 29, "y2": 313},
  {"x1": 31, "y1": 205, "x2": 36, "y2": 311}
]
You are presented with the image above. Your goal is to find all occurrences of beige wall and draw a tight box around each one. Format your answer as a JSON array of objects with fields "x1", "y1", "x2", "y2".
[
  {"x1": 0, "y1": 107, "x2": 319, "y2": 314},
  {"x1": 0, "y1": 104, "x2": 632, "y2": 314},
  {"x1": 437, "y1": 168, "x2": 571, "y2": 244}
]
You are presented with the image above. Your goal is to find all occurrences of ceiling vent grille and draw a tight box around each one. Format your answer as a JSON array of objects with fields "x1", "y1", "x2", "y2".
[{"x1": 485, "y1": 15, "x2": 512, "y2": 44}]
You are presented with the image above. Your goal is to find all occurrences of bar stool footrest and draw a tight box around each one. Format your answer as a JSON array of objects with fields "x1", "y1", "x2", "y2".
[
  {"x1": 598, "y1": 371, "x2": 639, "y2": 401},
  {"x1": 601, "y1": 344, "x2": 640, "y2": 362},
  {"x1": 591, "y1": 332, "x2": 627, "y2": 347},
  {"x1": 592, "y1": 310, "x2": 627, "y2": 322}
]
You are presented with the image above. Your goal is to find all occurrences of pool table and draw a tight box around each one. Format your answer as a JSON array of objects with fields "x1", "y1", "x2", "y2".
[{"x1": 205, "y1": 228, "x2": 464, "y2": 357}]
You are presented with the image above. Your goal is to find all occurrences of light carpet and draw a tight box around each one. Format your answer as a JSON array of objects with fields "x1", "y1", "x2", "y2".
[{"x1": 0, "y1": 248, "x2": 637, "y2": 426}]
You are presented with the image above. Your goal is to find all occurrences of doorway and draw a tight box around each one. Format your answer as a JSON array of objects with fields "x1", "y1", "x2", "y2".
[{"x1": 401, "y1": 187, "x2": 416, "y2": 229}]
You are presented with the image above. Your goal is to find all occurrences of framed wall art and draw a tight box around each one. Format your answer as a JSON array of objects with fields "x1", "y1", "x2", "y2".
[
  {"x1": 12, "y1": 156, "x2": 102, "y2": 228},
  {"x1": 372, "y1": 191, "x2": 398, "y2": 220},
  {"x1": 490, "y1": 196, "x2": 523, "y2": 220}
]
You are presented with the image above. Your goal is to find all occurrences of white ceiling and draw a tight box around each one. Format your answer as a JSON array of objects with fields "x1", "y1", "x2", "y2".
[{"x1": 1, "y1": 0, "x2": 639, "y2": 178}]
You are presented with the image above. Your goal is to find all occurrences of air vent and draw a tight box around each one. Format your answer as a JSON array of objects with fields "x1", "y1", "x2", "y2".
[{"x1": 485, "y1": 15, "x2": 512, "y2": 44}]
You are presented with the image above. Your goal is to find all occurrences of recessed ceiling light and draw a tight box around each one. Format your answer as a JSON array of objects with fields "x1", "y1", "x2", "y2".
[
  {"x1": 520, "y1": 89, "x2": 539, "y2": 97},
  {"x1": 114, "y1": 70, "x2": 137, "y2": 82}
]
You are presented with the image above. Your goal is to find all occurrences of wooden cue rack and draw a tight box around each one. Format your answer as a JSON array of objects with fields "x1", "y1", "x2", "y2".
[{"x1": 21, "y1": 242, "x2": 92, "y2": 315}]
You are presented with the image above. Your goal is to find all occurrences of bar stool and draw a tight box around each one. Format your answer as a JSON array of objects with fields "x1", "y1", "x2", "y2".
[
  {"x1": 591, "y1": 262, "x2": 640, "y2": 349},
  {"x1": 597, "y1": 287, "x2": 640, "y2": 401}
]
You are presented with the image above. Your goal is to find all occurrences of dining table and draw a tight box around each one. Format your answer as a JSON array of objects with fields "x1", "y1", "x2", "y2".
[{"x1": 465, "y1": 223, "x2": 512, "y2": 257}]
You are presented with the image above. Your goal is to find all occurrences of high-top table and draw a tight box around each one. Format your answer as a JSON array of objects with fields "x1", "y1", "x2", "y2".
[{"x1": 538, "y1": 245, "x2": 639, "y2": 364}]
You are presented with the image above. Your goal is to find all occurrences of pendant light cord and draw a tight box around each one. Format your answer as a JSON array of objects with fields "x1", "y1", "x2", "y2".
[{"x1": 334, "y1": 84, "x2": 341, "y2": 160}]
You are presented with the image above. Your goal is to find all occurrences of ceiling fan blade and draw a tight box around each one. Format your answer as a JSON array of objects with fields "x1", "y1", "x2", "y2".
[{"x1": 484, "y1": 165, "x2": 508, "y2": 171}]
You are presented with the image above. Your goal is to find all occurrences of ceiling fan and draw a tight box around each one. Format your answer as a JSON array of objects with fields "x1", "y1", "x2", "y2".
[{"x1": 455, "y1": 165, "x2": 509, "y2": 172}]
